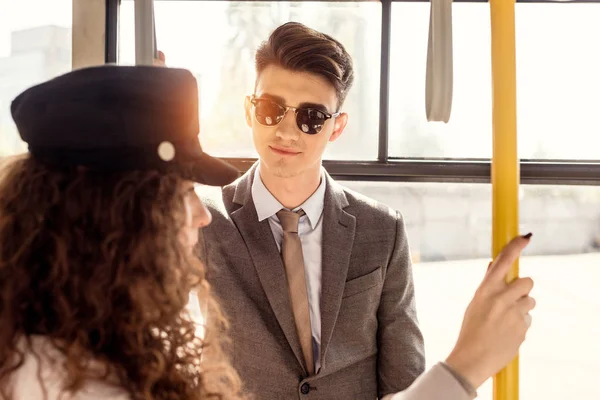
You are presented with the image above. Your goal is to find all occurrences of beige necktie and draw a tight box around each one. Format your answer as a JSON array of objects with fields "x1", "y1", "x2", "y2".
[{"x1": 277, "y1": 209, "x2": 314, "y2": 376}]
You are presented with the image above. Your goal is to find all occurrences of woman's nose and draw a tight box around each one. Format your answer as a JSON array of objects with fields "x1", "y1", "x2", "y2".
[{"x1": 192, "y1": 196, "x2": 212, "y2": 229}]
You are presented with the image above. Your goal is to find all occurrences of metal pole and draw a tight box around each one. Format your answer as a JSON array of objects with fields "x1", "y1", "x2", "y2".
[
  {"x1": 490, "y1": 0, "x2": 519, "y2": 398},
  {"x1": 134, "y1": 0, "x2": 155, "y2": 65},
  {"x1": 378, "y1": 0, "x2": 391, "y2": 162}
]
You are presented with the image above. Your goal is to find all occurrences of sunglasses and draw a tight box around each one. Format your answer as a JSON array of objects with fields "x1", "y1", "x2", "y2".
[{"x1": 249, "y1": 95, "x2": 340, "y2": 135}]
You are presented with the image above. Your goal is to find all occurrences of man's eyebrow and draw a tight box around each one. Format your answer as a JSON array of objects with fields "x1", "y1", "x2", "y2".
[
  {"x1": 298, "y1": 102, "x2": 329, "y2": 113},
  {"x1": 257, "y1": 93, "x2": 331, "y2": 113},
  {"x1": 258, "y1": 93, "x2": 285, "y2": 104}
]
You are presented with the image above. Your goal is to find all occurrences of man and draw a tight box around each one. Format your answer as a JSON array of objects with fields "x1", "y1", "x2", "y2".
[{"x1": 198, "y1": 22, "x2": 425, "y2": 399}]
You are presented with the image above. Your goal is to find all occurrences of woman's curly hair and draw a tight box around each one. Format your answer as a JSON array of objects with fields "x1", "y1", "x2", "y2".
[{"x1": 0, "y1": 155, "x2": 245, "y2": 399}]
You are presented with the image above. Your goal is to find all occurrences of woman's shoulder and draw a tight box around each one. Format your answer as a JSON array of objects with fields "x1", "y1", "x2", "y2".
[{"x1": 7, "y1": 335, "x2": 131, "y2": 400}]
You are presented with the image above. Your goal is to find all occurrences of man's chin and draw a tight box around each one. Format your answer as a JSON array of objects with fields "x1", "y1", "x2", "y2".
[{"x1": 270, "y1": 162, "x2": 300, "y2": 179}]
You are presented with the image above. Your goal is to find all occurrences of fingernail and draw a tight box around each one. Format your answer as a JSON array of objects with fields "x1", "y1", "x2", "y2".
[{"x1": 523, "y1": 233, "x2": 533, "y2": 239}]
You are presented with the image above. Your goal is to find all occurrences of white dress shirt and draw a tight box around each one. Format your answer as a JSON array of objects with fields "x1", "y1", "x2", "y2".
[{"x1": 251, "y1": 166, "x2": 326, "y2": 373}]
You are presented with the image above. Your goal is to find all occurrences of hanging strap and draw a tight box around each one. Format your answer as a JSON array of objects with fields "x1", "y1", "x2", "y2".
[
  {"x1": 134, "y1": 0, "x2": 158, "y2": 65},
  {"x1": 425, "y1": 0, "x2": 453, "y2": 123}
]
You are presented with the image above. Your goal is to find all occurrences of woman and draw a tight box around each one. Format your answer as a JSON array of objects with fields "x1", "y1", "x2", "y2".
[{"x1": 0, "y1": 65, "x2": 244, "y2": 399}]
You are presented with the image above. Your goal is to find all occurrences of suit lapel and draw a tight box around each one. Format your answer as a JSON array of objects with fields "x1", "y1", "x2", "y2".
[
  {"x1": 319, "y1": 173, "x2": 356, "y2": 368},
  {"x1": 224, "y1": 164, "x2": 307, "y2": 374}
]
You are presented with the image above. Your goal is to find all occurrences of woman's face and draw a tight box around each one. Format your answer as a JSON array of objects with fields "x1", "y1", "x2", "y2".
[{"x1": 180, "y1": 181, "x2": 212, "y2": 250}]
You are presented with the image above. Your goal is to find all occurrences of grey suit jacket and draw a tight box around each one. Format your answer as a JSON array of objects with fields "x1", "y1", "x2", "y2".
[{"x1": 198, "y1": 165, "x2": 425, "y2": 399}]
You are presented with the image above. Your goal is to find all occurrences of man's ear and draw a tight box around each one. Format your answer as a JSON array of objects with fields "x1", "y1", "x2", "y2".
[
  {"x1": 329, "y1": 112, "x2": 348, "y2": 143},
  {"x1": 244, "y1": 96, "x2": 253, "y2": 128}
]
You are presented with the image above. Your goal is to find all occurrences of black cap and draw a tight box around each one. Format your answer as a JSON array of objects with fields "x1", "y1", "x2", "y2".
[{"x1": 10, "y1": 64, "x2": 240, "y2": 186}]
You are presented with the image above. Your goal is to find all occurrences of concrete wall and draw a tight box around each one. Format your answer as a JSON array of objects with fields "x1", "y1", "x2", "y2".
[{"x1": 343, "y1": 181, "x2": 600, "y2": 261}]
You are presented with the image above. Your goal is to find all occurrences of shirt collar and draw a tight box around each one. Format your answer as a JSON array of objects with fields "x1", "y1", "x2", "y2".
[{"x1": 251, "y1": 166, "x2": 326, "y2": 229}]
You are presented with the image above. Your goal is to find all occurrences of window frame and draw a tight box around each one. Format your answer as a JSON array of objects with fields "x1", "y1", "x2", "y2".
[{"x1": 104, "y1": 0, "x2": 600, "y2": 185}]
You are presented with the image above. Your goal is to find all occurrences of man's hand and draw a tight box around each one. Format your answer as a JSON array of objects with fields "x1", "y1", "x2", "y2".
[
  {"x1": 445, "y1": 234, "x2": 536, "y2": 389},
  {"x1": 153, "y1": 50, "x2": 166, "y2": 67}
]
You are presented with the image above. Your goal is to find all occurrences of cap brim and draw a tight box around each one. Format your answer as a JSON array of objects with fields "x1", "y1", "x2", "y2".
[{"x1": 175, "y1": 151, "x2": 240, "y2": 187}]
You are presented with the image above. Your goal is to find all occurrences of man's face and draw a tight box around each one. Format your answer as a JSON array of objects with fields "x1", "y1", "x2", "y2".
[{"x1": 245, "y1": 64, "x2": 348, "y2": 179}]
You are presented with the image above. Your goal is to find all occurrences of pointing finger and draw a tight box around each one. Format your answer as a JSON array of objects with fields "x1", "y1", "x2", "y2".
[{"x1": 485, "y1": 234, "x2": 532, "y2": 284}]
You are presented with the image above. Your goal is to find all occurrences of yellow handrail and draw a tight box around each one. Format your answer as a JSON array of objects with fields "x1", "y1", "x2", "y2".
[{"x1": 490, "y1": 0, "x2": 519, "y2": 399}]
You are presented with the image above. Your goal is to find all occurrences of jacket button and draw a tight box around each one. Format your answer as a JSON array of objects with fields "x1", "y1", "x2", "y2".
[{"x1": 300, "y1": 383, "x2": 310, "y2": 395}]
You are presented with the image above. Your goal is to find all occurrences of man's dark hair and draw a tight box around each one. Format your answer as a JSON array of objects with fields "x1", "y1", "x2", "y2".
[{"x1": 255, "y1": 22, "x2": 354, "y2": 110}]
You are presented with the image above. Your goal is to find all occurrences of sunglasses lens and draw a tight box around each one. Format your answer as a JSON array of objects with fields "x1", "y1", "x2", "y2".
[
  {"x1": 254, "y1": 99, "x2": 284, "y2": 126},
  {"x1": 296, "y1": 109, "x2": 327, "y2": 134}
]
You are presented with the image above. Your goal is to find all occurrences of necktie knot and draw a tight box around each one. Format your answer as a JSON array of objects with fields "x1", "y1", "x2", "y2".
[{"x1": 277, "y1": 209, "x2": 305, "y2": 233}]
